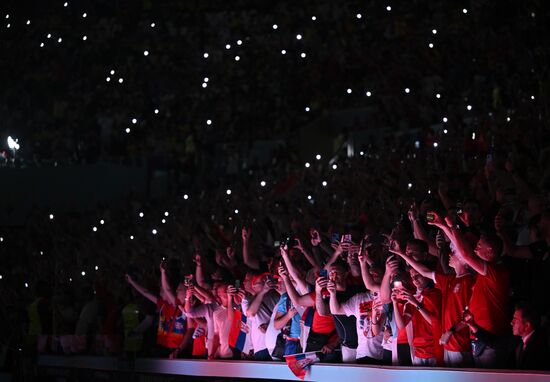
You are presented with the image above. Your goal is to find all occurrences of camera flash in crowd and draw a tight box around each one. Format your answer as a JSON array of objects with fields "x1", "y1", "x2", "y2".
[
  {"x1": 443, "y1": 129, "x2": 448, "y2": 134},
  {"x1": 260, "y1": 180, "x2": 266, "y2": 187},
  {"x1": 143, "y1": 50, "x2": 149, "y2": 56},
  {"x1": 408, "y1": 183, "x2": 413, "y2": 189},
  {"x1": 531, "y1": 95, "x2": 535, "y2": 100},
  {"x1": 225, "y1": 44, "x2": 231, "y2": 49},
  {"x1": 63, "y1": 2, "x2": 68, "y2": 6},
  {"x1": 332, "y1": 164, "x2": 338, "y2": 169},
  {"x1": 150, "y1": 22, "x2": 156, "y2": 28},
  {"x1": 92, "y1": 226, "x2": 97, "y2": 232},
  {"x1": 296, "y1": 34, "x2": 302, "y2": 40},
  {"x1": 95, "y1": 265, "x2": 99, "y2": 271},
  {"x1": 305, "y1": 106, "x2": 310, "y2": 112},
  {"x1": 206, "y1": 119, "x2": 212, "y2": 125},
  {"x1": 307, "y1": 195, "x2": 312, "y2": 200},
  {"x1": 272, "y1": 24, "x2": 278, "y2": 30},
  {"x1": 154, "y1": 108, "x2": 159, "y2": 114},
  {"x1": 81, "y1": 271, "x2": 86, "y2": 276},
  {"x1": 118, "y1": 78, "x2": 124, "y2": 83},
  {"x1": 432, "y1": 29, "x2": 437, "y2": 34},
  {"x1": 152, "y1": 229, "x2": 158, "y2": 235},
  {"x1": 281, "y1": 49, "x2": 286, "y2": 55},
  {"x1": 300, "y1": 52, "x2": 306, "y2": 58},
  {"x1": 139, "y1": 212, "x2": 144, "y2": 217},
  {"x1": 49, "y1": 214, "x2": 54, "y2": 220},
  {"x1": 125, "y1": 128, "x2": 131, "y2": 133},
  {"x1": 47, "y1": 33, "x2": 52, "y2": 39},
  {"x1": 132, "y1": 118, "x2": 137, "y2": 124},
  {"x1": 428, "y1": 43, "x2": 434, "y2": 48},
  {"x1": 0, "y1": 275, "x2": 2, "y2": 280},
  {"x1": 237, "y1": 40, "x2": 242, "y2": 45},
  {"x1": 305, "y1": 162, "x2": 311, "y2": 168},
  {"x1": 405, "y1": 88, "x2": 410, "y2": 94},
  {"x1": 27, "y1": 20, "x2": 31, "y2": 25},
  {"x1": 40, "y1": 251, "x2": 44, "y2": 255},
  {"x1": 467, "y1": 105, "x2": 472, "y2": 110},
  {"x1": 202, "y1": 83, "x2": 208, "y2": 88},
  {"x1": 203, "y1": 52, "x2": 209, "y2": 58},
  {"x1": 322, "y1": 181, "x2": 328, "y2": 187},
  {"x1": 235, "y1": 56, "x2": 240, "y2": 61},
  {"x1": 82, "y1": 12, "x2": 87, "y2": 18},
  {"x1": 82, "y1": 36, "x2": 87, "y2": 41},
  {"x1": 164, "y1": 211, "x2": 169, "y2": 217},
  {"x1": 472, "y1": 132, "x2": 476, "y2": 140},
  {"x1": 366, "y1": 91, "x2": 372, "y2": 97},
  {"x1": 507, "y1": 117, "x2": 511, "y2": 122},
  {"x1": 433, "y1": 142, "x2": 439, "y2": 148},
  {"x1": 110, "y1": 70, "x2": 115, "y2": 75},
  {"x1": 234, "y1": 209, "x2": 239, "y2": 214},
  {"x1": 442, "y1": 117, "x2": 448, "y2": 123},
  {"x1": 311, "y1": 16, "x2": 317, "y2": 21},
  {"x1": 57, "y1": 37, "x2": 63, "y2": 43},
  {"x1": 347, "y1": 88, "x2": 352, "y2": 94},
  {"x1": 463, "y1": 8, "x2": 468, "y2": 14},
  {"x1": 0, "y1": 237, "x2": 3, "y2": 242},
  {"x1": 386, "y1": 5, "x2": 392, "y2": 11},
  {"x1": 100, "y1": 219, "x2": 105, "y2": 225},
  {"x1": 25, "y1": 282, "x2": 29, "y2": 288},
  {"x1": 226, "y1": 189, "x2": 232, "y2": 195},
  {"x1": 414, "y1": 141, "x2": 420, "y2": 149},
  {"x1": 183, "y1": 194, "x2": 189, "y2": 200},
  {"x1": 316, "y1": 154, "x2": 322, "y2": 160},
  {"x1": 130, "y1": 235, "x2": 134, "y2": 240},
  {"x1": 162, "y1": 219, "x2": 166, "y2": 224},
  {"x1": 356, "y1": 13, "x2": 362, "y2": 19},
  {"x1": 436, "y1": 93, "x2": 441, "y2": 98}
]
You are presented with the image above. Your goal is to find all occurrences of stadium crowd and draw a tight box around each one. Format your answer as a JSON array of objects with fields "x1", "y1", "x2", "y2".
[{"x1": 1, "y1": 0, "x2": 550, "y2": 376}]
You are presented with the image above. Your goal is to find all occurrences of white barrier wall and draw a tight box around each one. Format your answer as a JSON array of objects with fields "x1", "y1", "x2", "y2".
[{"x1": 38, "y1": 356, "x2": 550, "y2": 382}]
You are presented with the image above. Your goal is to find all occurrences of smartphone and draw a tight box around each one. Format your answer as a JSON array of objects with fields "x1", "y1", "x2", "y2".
[
  {"x1": 426, "y1": 212, "x2": 436, "y2": 222},
  {"x1": 273, "y1": 240, "x2": 280, "y2": 248},
  {"x1": 456, "y1": 202, "x2": 463, "y2": 215},
  {"x1": 319, "y1": 269, "x2": 328, "y2": 278},
  {"x1": 234, "y1": 279, "x2": 241, "y2": 289},
  {"x1": 392, "y1": 280, "x2": 403, "y2": 289},
  {"x1": 341, "y1": 234, "x2": 352, "y2": 243},
  {"x1": 330, "y1": 233, "x2": 340, "y2": 244}
]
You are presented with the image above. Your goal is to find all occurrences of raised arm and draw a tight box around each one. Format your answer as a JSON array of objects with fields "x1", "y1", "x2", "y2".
[
  {"x1": 193, "y1": 252, "x2": 209, "y2": 289},
  {"x1": 242, "y1": 226, "x2": 260, "y2": 270},
  {"x1": 278, "y1": 266, "x2": 314, "y2": 308},
  {"x1": 125, "y1": 274, "x2": 158, "y2": 304},
  {"x1": 293, "y1": 238, "x2": 321, "y2": 273},
  {"x1": 245, "y1": 281, "x2": 276, "y2": 318},
  {"x1": 358, "y1": 243, "x2": 380, "y2": 293},
  {"x1": 160, "y1": 261, "x2": 177, "y2": 306},
  {"x1": 327, "y1": 279, "x2": 344, "y2": 314},
  {"x1": 390, "y1": 249, "x2": 434, "y2": 280},
  {"x1": 280, "y1": 246, "x2": 309, "y2": 294}
]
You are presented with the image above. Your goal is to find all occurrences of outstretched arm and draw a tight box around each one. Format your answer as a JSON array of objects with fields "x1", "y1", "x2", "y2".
[{"x1": 125, "y1": 274, "x2": 158, "y2": 304}]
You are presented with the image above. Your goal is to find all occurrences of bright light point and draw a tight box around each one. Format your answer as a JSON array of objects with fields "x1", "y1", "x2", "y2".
[
  {"x1": 408, "y1": 183, "x2": 413, "y2": 189},
  {"x1": 531, "y1": 95, "x2": 535, "y2": 100},
  {"x1": 347, "y1": 88, "x2": 352, "y2": 94},
  {"x1": 63, "y1": 2, "x2": 68, "y2": 6},
  {"x1": 260, "y1": 181, "x2": 266, "y2": 187},
  {"x1": 154, "y1": 109, "x2": 159, "y2": 114},
  {"x1": 203, "y1": 77, "x2": 209, "y2": 82},
  {"x1": 40, "y1": 251, "x2": 43, "y2": 255},
  {"x1": 443, "y1": 129, "x2": 448, "y2": 134},
  {"x1": 82, "y1": 13, "x2": 87, "y2": 18},
  {"x1": 237, "y1": 39, "x2": 242, "y2": 45},
  {"x1": 150, "y1": 22, "x2": 155, "y2": 27},
  {"x1": 360, "y1": 151, "x2": 365, "y2": 156},
  {"x1": 467, "y1": 105, "x2": 472, "y2": 110},
  {"x1": 206, "y1": 119, "x2": 212, "y2": 125},
  {"x1": 506, "y1": 117, "x2": 511, "y2": 122},
  {"x1": 307, "y1": 195, "x2": 312, "y2": 200},
  {"x1": 234, "y1": 209, "x2": 239, "y2": 214},
  {"x1": 92, "y1": 226, "x2": 97, "y2": 232},
  {"x1": 162, "y1": 219, "x2": 166, "y2": 224},
  {"x1": 132, "y1": 118, "x2": 137, "y2": 124},
  {"x1": 58, "y1": 38, "x2": 62, "y2": 43},
  {"x1": 82, "y1": 35, "x2": 87, "y2": 41},
  {"x1": 433, "y1": 142, "x2": 439, "y2": 148},
  {"x1": 0, "y1": 275, "x2": 2, "y2": 280},
  {"x1": 322, "y1": 181, "x2": 328, "y2": 187},
  {"x1": 125, "y1": 128, "x2": 130, "y2": 133},
  {"x1": 152, "y1": 229, "x2": 157, "y2": 235},
  {"x1": 305, "y1": 162, "x2": 311, "y2": 168},
  {"x1": 81, "y1": 271, "x2": 86, "y2": 276},
  {"x1": 118, "y1": 78, "x2": 123, "y2": 83},
  {"x1": 226, "y1": 189, "x2": 232, "y2": 195},
  {"x1": 139, "y1": 212, "x2": 144, "y2": 217},
  {"x1": 183, "y1": 194, "x2": 189, "y2": 200},
  {"x1": 226, "y1": 44, "x2": 231, "y2": 49},
  {"x1": 472, "y1": 132, "x2": 476, "y2": 140},
  {"x1": 164, "y1": 211, "x2": 169, "y2": 217},
  {"x1": 305, "y1": 107, "x2": 310, "y2": 112},
  {"x1": 332, "y1": 164, "x2": 338, "y2": 170},
  {"x1": 4, "y1": 15, "x2": 8, "y2": 19},
  {"x1": 356, "y1": 13, "x2": 362, "y2": 19},
  {"x1": 47, "y1": 34, "x2": 51, "y2": 38},
  {"x1": 300, "y1": 52, "x2": 306, "y2": 58},
  {"x1": 143, "y1": 50, "x2": 149, "y2": 56},
  {"x1": 443, "y1": 117, "x2": 448, "y2": 123},
  {"x1": 130, "y1": 235, "x2": 134, "y2": 240},
  {"x1": 436, "y1": 93, "x2": 441, "y2": 98},
  {"x1": 366, "y1": 91, "x2": 372, "y2": 97},
  {"x1": 405, "y1": 88, "x2": 410, "y2": 93},
  {"x1": 235, "y1": 56, "x2": 240, "y2": 61},
  {"x1": 49, "y1": 214, "x2": 54, "y2": 220},
  {"x1": 203, "y1": 52, "x2": 209, "y2": 58},
  {"x1": 312, "y1": 16, "x2": 317, "y2": 21},
  {"x1": 428, "y1": 43, "x2": 434, "y2": 48},
  {"x1": 40, "y1": 43, "x2": 44, "y2": 47},
  {"x1": 26, "y1": 20, "x2": 31, "y2": 25},
  {"x1": 281, "y1": 49, "x2": 286, "y2": 54},
  {"x1": 6, "y1": 24, "x2": 10, "y2": 28},
  {"x1": 315, "y1": 154, "x2": 322, "y2": 161},
  {"x1": 202, "y1": 83, "x2": 207, "y2": 88},
  {"x1": 296, "y1": 34, "x2": 302, "y2": 40},
  {"x1": 110, "y1": 70, "x2": 115, "y2": 75},
  {"x1": 462, "y1": 8, "x2": 468, "y2": 14},
  {"x1": 25, "y1": 283, "x2": 29, "y2": 288},
  {"x1": 386, "y1": 5, "x2": 392, "y2": 11},
  {"x1": 95, "y1": 266, "x2": 99, "y2": 271},
  {"x1": 432, "y1": 29, "x2": 437, "y2": 34},
  {"x1": 100, "y1": 219, "x2": 104, "y2": 225},
  {"x1": 0, "y1": 237, "x2": 3, "y2": 242},
  {"x1": 272, "y1": 24, "x2": 278, "y2": 30}
]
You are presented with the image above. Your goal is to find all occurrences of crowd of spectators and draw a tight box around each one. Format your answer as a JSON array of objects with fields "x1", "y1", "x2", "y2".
[{"x1": 1, "y1": 0, "x2": 550, "y2": 377}]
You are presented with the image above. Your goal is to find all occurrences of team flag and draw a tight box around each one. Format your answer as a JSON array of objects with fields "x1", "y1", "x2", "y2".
[{"x1": 284, "y1": 351, "x2": 319, "y2": 380}]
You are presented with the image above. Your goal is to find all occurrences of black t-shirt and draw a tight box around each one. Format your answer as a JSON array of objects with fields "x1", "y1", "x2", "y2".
[{"x1": 333, "y1": 285, "x2": 364, "y2": 349}]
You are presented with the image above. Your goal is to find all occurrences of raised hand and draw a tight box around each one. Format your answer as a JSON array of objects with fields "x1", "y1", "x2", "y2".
[
  {"x1": 310, "y1": 228, "x2": 321, "y2": 247},
  {"x1": 242, "y1": 226, "x2": 251, "y2": 242},
  {"x1": 315, "y1": 276, "x2": 328, "y2": 294}
]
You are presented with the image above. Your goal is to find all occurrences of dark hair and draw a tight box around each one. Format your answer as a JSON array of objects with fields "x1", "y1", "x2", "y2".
[
  {"x1": 516, "y1": 301, "x2": 541, "y2": 329},
  {"x1": 481, "y1": 232, "x2": 503, "y2": 256},
  {"x1": 407, "y1": 238, "x2": 429, "y2": 253},
  {"x1": 330, "y1": 260, "x2": 350, "y2": 273}
]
